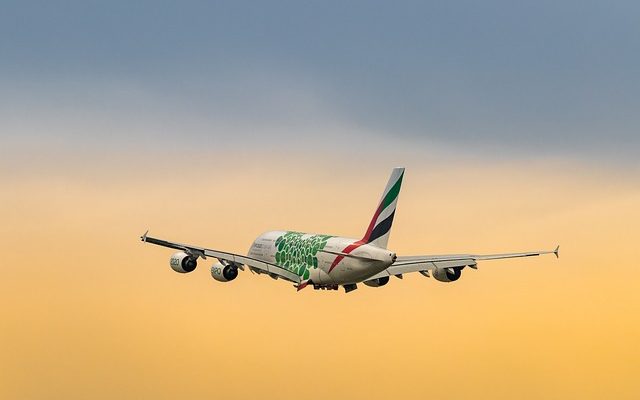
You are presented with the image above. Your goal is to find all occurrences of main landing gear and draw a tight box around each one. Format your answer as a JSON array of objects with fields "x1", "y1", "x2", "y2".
[
  {"x1": 311, "y1": 283, "x2": 358, "y2": 293},
  {"x1": 342, "y1": 284, "x2": 358, "y2": 293},
  {"x1": 313, "y1": 284, "x2": 339, "y2": 291}
]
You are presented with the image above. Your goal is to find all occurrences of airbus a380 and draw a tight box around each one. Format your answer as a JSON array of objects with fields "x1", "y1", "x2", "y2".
[{"x1": 141, "y1": 168, "x2": 559, "y2": 293}]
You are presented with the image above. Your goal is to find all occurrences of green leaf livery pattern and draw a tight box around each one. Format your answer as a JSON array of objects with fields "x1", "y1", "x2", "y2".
[{"x1": 274, "y1": 232, "x2": 333, "y2": 280}]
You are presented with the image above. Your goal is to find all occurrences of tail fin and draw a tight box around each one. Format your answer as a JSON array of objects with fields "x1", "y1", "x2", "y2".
[{"x1": 362, "y1": 167, "x2": 404, "y2": 248}]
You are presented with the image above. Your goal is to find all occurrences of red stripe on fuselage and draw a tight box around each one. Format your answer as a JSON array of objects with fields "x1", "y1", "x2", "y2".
[
  {"x1": 328, "y1": 201, "x2": 386, "y2": 274},
  {"x1": 328, "y1": 239, "x2": 366, "y2": 273},
  {"x1": 296, "y1": 280, "x2": 311, "y2": 291}
]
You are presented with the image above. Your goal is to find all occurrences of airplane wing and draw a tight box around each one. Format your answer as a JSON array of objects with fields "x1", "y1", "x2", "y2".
[
  {"x1": 140, "y1": 232, "x2": 301, "y2": 283},
  {"x1": 366, "y1": 246, "x2": 559, "y2": 280}
]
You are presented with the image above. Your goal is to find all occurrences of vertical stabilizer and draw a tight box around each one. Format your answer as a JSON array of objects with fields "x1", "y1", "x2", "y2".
[{"x1": 362, "y1": 168, "x2": 404, "y2": 248}]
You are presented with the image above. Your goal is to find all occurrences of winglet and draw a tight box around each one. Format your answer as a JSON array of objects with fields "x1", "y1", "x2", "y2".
[
  {"x1": 141, "y1": 230, "x2": 149, "y2": 242},
  {"x1": 554, "y1": 245, "x2": 560, "y2": 259}
]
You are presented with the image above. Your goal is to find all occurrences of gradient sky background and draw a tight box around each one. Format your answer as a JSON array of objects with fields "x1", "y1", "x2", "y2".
[{"x1": 1, "y1": 1, "x2": 639, "y2": 399}]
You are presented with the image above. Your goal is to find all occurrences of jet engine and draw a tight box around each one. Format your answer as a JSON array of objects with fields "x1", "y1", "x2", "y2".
[
  {"x1": 432, "y1": 267, "x2": 463, "y2": 282},
  {"x1": 363, "y1": 276, "x2": 390, "y2": 287},
  {"x1": 170, "y1": 251, "x2": 198, "y2": 273},
  {"x1": 211, "y1": 262, "x2": 239, "y2": 282}
]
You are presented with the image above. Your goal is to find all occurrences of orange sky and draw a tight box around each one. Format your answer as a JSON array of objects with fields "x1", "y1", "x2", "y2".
[{"x1": 2, "y1": 156, "x2": 639, "y2": 399}]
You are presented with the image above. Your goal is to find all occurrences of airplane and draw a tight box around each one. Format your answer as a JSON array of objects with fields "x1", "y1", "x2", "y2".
[{"x1": 141, "y1": 167, "x2": 559, "y2": 293}]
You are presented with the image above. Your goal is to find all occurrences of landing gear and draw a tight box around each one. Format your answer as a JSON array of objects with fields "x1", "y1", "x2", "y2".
[
  {"x1": 312, "y1": 284, "x2": 339, "y2": 290},
  {"x1": 343, "y1": 283, "x2": 358, "y2": 293},
  {"x1": 309, "y1": 283, "x2": 358, "y2": 292}
]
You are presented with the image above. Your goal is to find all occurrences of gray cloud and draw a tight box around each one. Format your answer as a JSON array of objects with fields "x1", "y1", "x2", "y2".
[{"x1": 1, "y1": 0, "x2": 638, "y2": 162}]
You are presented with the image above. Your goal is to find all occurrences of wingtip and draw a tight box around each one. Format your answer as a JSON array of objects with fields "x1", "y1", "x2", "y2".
[
  {"x1": 554, "y1": 245, "x2": 560, "y2": 259},
  {"x1": 141, "y1": 230, "x2": 149, "y2": 242}
]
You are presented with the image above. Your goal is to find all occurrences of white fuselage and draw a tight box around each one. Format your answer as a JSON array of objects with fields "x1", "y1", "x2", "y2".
[{"x1": 247, "y1": 230, "x2": 396, "y2": 285}]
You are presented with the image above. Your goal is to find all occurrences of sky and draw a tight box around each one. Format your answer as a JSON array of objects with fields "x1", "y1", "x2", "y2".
[{"x1": 1, "y1": 1, "x2": 639, "y2": 399}]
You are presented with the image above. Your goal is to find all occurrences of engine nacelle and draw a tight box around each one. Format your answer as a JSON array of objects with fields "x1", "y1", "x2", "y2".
[
  {"x1": 210, "y1": 262, "x2": 239, "y2": 282},
  {"x1": 170, "y1": 251, "x2": 197, "y2": 273},
  {"x1": 363, "y1": 276, "x2": 390, "y2": 287},
  {"x1": 432, "y1": 267, "x2": 463, "y2": 282}
]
